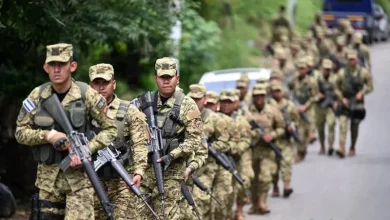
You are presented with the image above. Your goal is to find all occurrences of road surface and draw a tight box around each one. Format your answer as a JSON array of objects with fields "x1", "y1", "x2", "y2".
[{"x1": 244, "y1": 42, "x2": 390, "y2": 220}]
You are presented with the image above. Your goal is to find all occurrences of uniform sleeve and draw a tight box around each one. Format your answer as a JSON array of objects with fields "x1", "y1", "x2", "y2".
[
  {"x1": 334, "y1": 70, "x2": 344, "y2": 101},
  {"x1": 85, "y1": 87, "x2": 117, "y2": 153},
  {"x1": 228, "y1": 120, "x2": 240, "y2": 153},
  {"x1": 304, "y1": 78, "x2": 320, "y2": 107},
  {"x1": 363, "y1": 46, "x2": 371, "y2": 70},
  {"x1": 210, "y1": 114, "x2": 230, "y2": 152},
  {"x1": 361, "y1": 68, "x2": 373, "y2": 95},
  {"x1": 289, "y1": 102, "x2": 300, "y2": 126},
  {"x1": 187, "y1": 134, "x2": 208, "y2": 171},
  {"x1": 170, "y1": 97, "x2": 203, "y2": 159},
  {"x1": 126, "y1": 106, "x2": 149, "y2": 178},
  {"x1": 15, "y1": 87, "x2": 48, "y2": 146},
  {"x1": 270, "y1": 107, "x2": 286, "y2": 140},
  {"x1": 233, "y1": 117, "x2": 251, "y2": 155}
]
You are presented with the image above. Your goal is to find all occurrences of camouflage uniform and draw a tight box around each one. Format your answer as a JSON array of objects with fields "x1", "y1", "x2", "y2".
[
  {"x1": 350, "y1": 32, "x2": 371, "y2": 70},
  {"x1": 334, "y1": 50, "x2": 373, "y2": 157},
  {"x1": 88, "y1": 64, "x2": 149, "y2": 220},
  {"x1": 331, "y1": 36, "x2": 349, "y2": 68},
  {"x1": 288, "y1": 59, "x2": 319, "y2": 161},
  {"x1": 268, "y1": 80, "x2": 299, "y2": 198},
  {"x1": 236, "y1": 73, "x2": 252, "y2": 107},
  {"x1": 15, "y1": 44, "x2": 117, "y2": 220},
  {"x1": 315, "y1": 59, "x2": 338, "y2": 155},
  {"x1": 137, "y1": 58, "x2": 204, "y2": 220},
  {"x1": 248, "y1": 84, "x2": 285, "y2": 214},
  {"x1": 316, "y1": 28, "x2": 335, "y2": 59},
  {"x1": 213, "y1": 90, "x2": 240, "y2": 220}
]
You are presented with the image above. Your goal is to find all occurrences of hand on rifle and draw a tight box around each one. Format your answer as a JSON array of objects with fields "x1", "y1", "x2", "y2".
[
  {"x1": 132, "y1": 174, "x2": 142, "y2": 188},
  {"x1": 317, "y1": 92, "x2": 325, "y2": 99},
  {"x1": 157, "y1": 153, "x2": 174, "y2": 169},
  {"x1": 262, "y1": 132, "x2": 273, "y2": 143},
  {"x1": 184, "y1": 166, "x2": 194, "y2": 182},
  {"x1": 298, "y1": 105, "x2": 307, "y2": 112},
  {"x1": 333, "y1": 101, "x2": 338, "y2": 111},
  {"x1": 342, "y1": 98, "x2": 349, "y2": 107},
  {"x1": 68, "y1": 147, "x2": 91, "y2": 168},
  {"x1": 355, "y1": 91, "x2": 363, "y2": 101},
  {"x1": 288, "y1": 123, "x2": 296, "y2": 132},
  {"x1": 45, "y1": 129, "x2": 70, "y2": 151}
]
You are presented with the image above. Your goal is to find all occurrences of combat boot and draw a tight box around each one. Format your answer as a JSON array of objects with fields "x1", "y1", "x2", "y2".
[
  {"x1": 247, "y1": 195, "x2": 259, "y2": 215},
  {"x1": 271, "y1": 181, "x2": 280, "y2": 197},
  {"x1": 234, "y1": 203, "x2": 246, "y2": 220},
  {"x1": 336, "y1": 143, "x2": 345, "y2": 158},
  {"x1": 328, "y1": 145, "x2": 334, "y2": 156},
  {"x1": 258, "y1": 193, "x2": 271, "y2": 215},
  {"x1": 349, "y1": 147, "x2": 356, "y2": 156},
  {"x1": 283, "y1": 181, "x2": 293, "y2": 198},
  {"x1": 309, "y1": 129, "x2": 317, "y2": 144},
  {"x1": 319, "y1": 145, "x2": 325, "y2": 155}
]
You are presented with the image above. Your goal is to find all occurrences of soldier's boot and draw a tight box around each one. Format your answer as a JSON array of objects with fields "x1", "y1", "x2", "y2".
[
  {"x1": 247, "y1": 195, "x2": 259, "y2": 215},
  {"x1": 300, "y1": 150, "x2": 307, "y2": 161},
  {"x1": 295, "y1": 151, "x2": 304, "y2": 163},
  {"x1": 271, "y1": 180, "x2": 280, "y2": 197},
  {"x1": 336, "y1": 143, "x2": 346, "y2": 158},
  {"x1": 234, "y1": 203, "x2": 246, "y2": 220},
  {"x1": 258, "y1": 193, "x2": 270, "y2": 215},
  {"x1": 319, "y1": 144, "x2": 326, "y2": 155},
  {"x1": 328, "y1": 144, "x2": 334, "y2": 156},
  {"x1": 349, "y1": 147, "x2": 356, "y2": 157},
  {"x1": 309, "y1": 129, "x2": 317, "y2": 144},
  {"x1": 283, "y1": 181, "x2": 293, "y2": 198}
]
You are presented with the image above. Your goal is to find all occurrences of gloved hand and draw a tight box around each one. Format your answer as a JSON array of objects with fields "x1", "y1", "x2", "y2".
[
  {"x1": 157, "y1": 154, "x2": 174, "y2": 170},
  {"x1": 45, "y1": 129, "x2": 70, "y2": 151}
]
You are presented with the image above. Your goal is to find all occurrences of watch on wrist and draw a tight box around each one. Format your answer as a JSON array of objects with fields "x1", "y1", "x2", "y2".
[{"x1": 188, "y1": 165, "x2": 195, "y2": 174}]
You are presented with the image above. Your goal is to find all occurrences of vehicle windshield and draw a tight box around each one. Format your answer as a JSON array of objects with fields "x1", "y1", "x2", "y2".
[{"x1": 204, "y1": 80, "x2": 258, "y2": 93}]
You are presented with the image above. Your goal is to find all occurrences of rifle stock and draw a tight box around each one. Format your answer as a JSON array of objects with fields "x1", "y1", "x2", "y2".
[{"x1": 41, "y1": 94, "x2": 114, "y2": 220}]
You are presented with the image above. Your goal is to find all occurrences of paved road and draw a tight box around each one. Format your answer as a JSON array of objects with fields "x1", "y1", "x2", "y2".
[{"x1": 244, "y1": 42, "x2": 390, "y2": 220}]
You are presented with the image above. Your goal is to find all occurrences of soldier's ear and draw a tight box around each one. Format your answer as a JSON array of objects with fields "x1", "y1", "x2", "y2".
[
  {"x1": 70, "y1": 61, "x2": 78, "y2": 73},
  {"x1": 112, "y1": 80, "x2": 117, "y2": 90},
  {"x1": 43, "y1": 63, "x2": 49, "y2": 74}
]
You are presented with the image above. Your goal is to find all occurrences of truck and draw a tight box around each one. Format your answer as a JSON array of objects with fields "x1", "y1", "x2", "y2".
[{"x1": 322, "y1": 0, "x2": 389, "y2": 44}]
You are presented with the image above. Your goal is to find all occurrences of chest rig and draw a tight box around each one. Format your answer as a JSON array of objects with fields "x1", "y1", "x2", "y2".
[
  {"x1": 295, "y1": 79, "x2": 311, "y2": 104},
  {"x1": 343, "y1": 67, "x2": 363, "y2": 98},
  {"x1": 32, "y1": 81, "x2": 90, "y2": 165},
  {"x1": 94, "y1": 99, "x2": 132, "y2": 180}
]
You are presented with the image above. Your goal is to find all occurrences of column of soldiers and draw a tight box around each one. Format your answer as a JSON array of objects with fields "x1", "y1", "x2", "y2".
[{"x1": 14, "y1": 12, "x2": 373, "y2": 220}]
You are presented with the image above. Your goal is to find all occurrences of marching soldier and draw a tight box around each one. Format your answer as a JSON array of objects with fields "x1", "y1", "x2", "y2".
[
  {"x1": 334, "y1": 50, "x2": 373, "y2": 157},
  {"x1": 88, "y1": 64, "x2": 149, "y2": 219},
  {"x1": 248, "y1": 83, "x2": 285, "y2": 214},
  {"x1": 330, "y1": 36, "x2": 349, "y2": 69},
  {"x1": 236, "y1": 73, "x2": 252, "y2": 107},
  {"x1": 15, "y1": 43, "x2": 117, "y2": 220},
  {"x1": 351, "y1": 32, "x2": 371, "y2": 70}
]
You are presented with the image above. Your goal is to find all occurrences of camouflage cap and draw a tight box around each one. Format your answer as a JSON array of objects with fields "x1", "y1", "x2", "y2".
[
  {"x1": 322, "y1": 58, "x2": 333, "y2": 69},
  {"x1": 353, "y1": 32, "x2": 363, "y2": 44},
  {"x1": 347, "y1": 49, "x2": 358, "y2": 59},
  {"x1": 274, "y1": 48, "x2": 287, "y2": 59},
  {"x1": 155, "y1": 57, "x2": 178, "y2": 77},
  {"x1": 306, "y1": 55, "x2": 315, "y2": 67},
  {"x1": 187, "y1": 84, "x2": 207, "y2": 99},
  {"x1": 236, "y1": 73, "x2": 250, "y2": 88},
  {"x1": 45, "y1": 43, "x2": 73, "y2": 63},
  {"x1": 256, "y1": 76, "x2": 269, "y2": 84},
  {"x1": 252, "y1": 83, "x2": 268, "y2": 96},
  {"x1": 346, "y1": 26, "x2": 354, "y2": 34},
  {"x1": 290, "y1": 42, "x2": 301, "y2": 50},
  {"x1": 280, "y1": 35, "x2": 289, "y2": 43},
  {"x1": 270, "y1": 79, "x2": 283, "y2": 91},
  {"x1": 89, "y1": 64, "x2": 114, "y2": 81},
  {"x1": 206, "y1": 91, "x2": 219, "y2": 104},
  {"x1": 233, "y1": 89, "x2": 241, "y2": 101},
  {"x1": 336, "y1": 36, "x2": 345, "y2": 45},
  {"x1": 219, "y1": 89, "x2": 238, "y2": 102},
  {"x1": 270, "y1": 69, "x2": 284, "y2": 80},
  {"x1": 296, "y1": 58, "x2": 307, "y2": 68}
]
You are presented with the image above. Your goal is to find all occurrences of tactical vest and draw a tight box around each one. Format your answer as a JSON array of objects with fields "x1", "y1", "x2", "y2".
[
  {"x1": 151, "y1": 91, "x2": 185, "y2": 155},
  {"x1": 342, "y1": 67, "x2": 363, "y2": 99},
  {"x1": 295, "y1": 80, "x2": 311, "y2": 104},
  {"x1": 317, "y1": 77, "x2": 335, "y2": 108},
  {"x1": 32, "y1": 81, "x2": 90, "y2": 165},
  {"x1": 95, "y1": 99, "x2": 131, "y2": 180}
]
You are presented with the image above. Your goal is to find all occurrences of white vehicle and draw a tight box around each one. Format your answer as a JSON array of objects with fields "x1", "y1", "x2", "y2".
[{"x1": 198, "y1": 68, "x2": 271, "y2": 93}]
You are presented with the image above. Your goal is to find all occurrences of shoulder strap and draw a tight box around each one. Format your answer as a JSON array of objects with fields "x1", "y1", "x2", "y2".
[
  {"x1": 38, "y1": 82, "x2": 52, "y2": 98},
  {"x1": 75, "y1": 81, "x2": 88, "y2": 102},
  {"x1": 201, "y1": 108, "x2": 211, "y2": 122},
  {"x1": 162, "y1": 90, "x2": 185, "y2": 136},
  {"x1": 115, "y1": 99, "x2": 131, "y2": 140}
]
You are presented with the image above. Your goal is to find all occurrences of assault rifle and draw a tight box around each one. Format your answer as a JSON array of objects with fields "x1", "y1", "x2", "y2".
[
  {"x1": 180, "y1": 181, "x2": 201, "y2": 220},
  {"x1": 249, "y1": 120, "x2": 283, "y2": 161},
  {"x1": 290, "y1": 93, "x2": 311, "y2": 124},
  {"x1": 138, "y1": 91, "x2": 166, "y2": 219},
  {"x1": 41, "y1": 94, "x2": 114, "y2": 220},
  {"x1": 280, "y1": 108, "x2": 300, "y2": 143},
  {"x1": 94, "y1": 145, "x2": 159, "y2": 219},
  {"x1": 191, "y1": 175, "x2": 221, "y2": 206}
]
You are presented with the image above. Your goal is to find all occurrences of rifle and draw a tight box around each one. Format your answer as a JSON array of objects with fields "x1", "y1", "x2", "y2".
[
  {"x1": 280, "y1": 108, "x2": 301, "y2": 143},
  {"x1": 191, "y1": 175, "x2": 221, "y2": 206},
  {"x1": 180, "y1": 181, "x2": 201, "y2": 220},
  {"x1": 290, "y1": 93, "x2": 311, "y2": 124},
  {"x1": 138, "y1": 91, "x2": 166, "y2": 219},
  {"x1": 207, "y1": 145, "x2": 251, "y2": 198},
  {"x1": 41, "y1": 94, "x2": 114, "y2": 220},
  {"x1": 317, "y1": 80, "x2": 336, "y2": 109},
  {"x1": 249, "y1": 120, "x2": 283, "y2": 161},
  {"x1": 94, "y1": 144, "x2": 159, "y2": 219}
]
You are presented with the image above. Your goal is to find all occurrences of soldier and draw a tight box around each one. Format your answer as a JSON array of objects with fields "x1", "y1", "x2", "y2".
[
  {"x1": 236, "y1": 73, "x2": 252, "y2": 107},
  {"x1": 288, "y1": 58, "x2": 319, "y2": 162},
  {"x1": 136, "y1": 57, "x2": 204, "y2": 219},
  {"x1": 351, "y1": 32, "x2": 371, "y2": 70},
  {"x1": 186, "y1": 84, "x2": 229, "y2": 220},
  {"x1": 205, "y1": 91, "x2": 220, "y2": 112},
  {"x1": 345, "y1": 26, "x2": 355, "y2": 48},
  {"x1": 331, "y1": 36, "x2": 349, "y2": 68},
  {"x1": 15, "y1": 43, "x2": 117, "y2": 220},
  {"x1": 310, "y1": 12, "x2": 328, "y2": 37},
  {"x1": 88, "y1": 64, "x2": 149, "y2": 219},
  {"x1": 269, "y1": 80, "x2": 298, "y2": 198},
  {"x1": 274, "y1": 47, "x2": 295, "y2": 77},
  {"x1": 316, "y1": 28, "x2": 334, "y2": 59},
  {"x1": 248, "y1": 83, "x2": 285, "y2": 214},
  {"x1": 301, "y1": 32, "x2": 320, "y2": 64},
  {"x1": 271, "y1": 5, "x2": 293, "y2": 43},
  {"x1": 315, "y1": 59, "x2": 338, "y2": 155},
  {"x1": 334, "y1": 50, "x2": 373, "y2": 157}
]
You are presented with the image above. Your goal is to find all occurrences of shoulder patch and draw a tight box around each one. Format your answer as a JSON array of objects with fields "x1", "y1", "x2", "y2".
[
  {"x1": 130, "y1": 98, "x2": 140, "y2": 108},
  {"x1": 105, "y1": 107, "x2": 116, "y2": 120},
  {"x1": 95, "y1": 97, "x2": 106, "y2": 112},
  {"x1": 22, "y1": 98, "x2": 36, "y2": 112},
  {"x1": 186, "y1": 110, "x2": 201, "y2": 121},
  {"x1": 17, "y1": 107, "x2": 28, "y2": 122}
]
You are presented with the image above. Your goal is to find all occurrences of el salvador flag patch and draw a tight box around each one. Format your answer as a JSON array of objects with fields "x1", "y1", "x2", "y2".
[
  {"x1": 130, "y1": 98, "x2": 139, "y2": 108},
  {"x1": 23, "y1": 98, "x2": 36, "y2": 112}
]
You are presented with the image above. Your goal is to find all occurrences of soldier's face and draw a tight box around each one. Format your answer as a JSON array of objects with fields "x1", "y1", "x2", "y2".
[
  {"x1": 236, "y1": 86, "x2": 248, "y2": 100},
  {"x1": 348, "y1": 58, "x2": 358, "y2": 66},
  {"x1": 253, "y1": 95, "x2": 266, "y2": 108},
  {"x1": 271, "y1": 89, "x2": 283, "y2": 100},
  {"x1": 298, "y1": 67, "x2": 306, "y2": 76},
  {"x1": 192, "y1": 96, "x2": 207, "y2": 111},
  {"x1": 322, "y1": 68, "x2": 331, "y2": 76},
  {"x1": 205, "y1": 102, "x2": 219, "y2": 112},
  {"x1": 219, "y1": 100, "x2": 234, "y2": 115},
  {"x1": 90, "y1": 78, "x2": 116, "y2": 101},
  {"x1": 44, "y1": 61, "x2": 76, "y2": 85},
  {"x1": 154, "y1": 75, "x2": 179, "y2": 98}
]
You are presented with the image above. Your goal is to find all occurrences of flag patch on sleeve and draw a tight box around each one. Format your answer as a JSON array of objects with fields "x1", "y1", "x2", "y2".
[{"x1": 23, "y1": 98, "x2": 36, "y2": 112}]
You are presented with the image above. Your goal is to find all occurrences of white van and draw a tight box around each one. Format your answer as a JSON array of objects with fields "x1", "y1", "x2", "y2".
[{"x1": 198, "y1": 68, "x2": 271, "y2": 93}]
